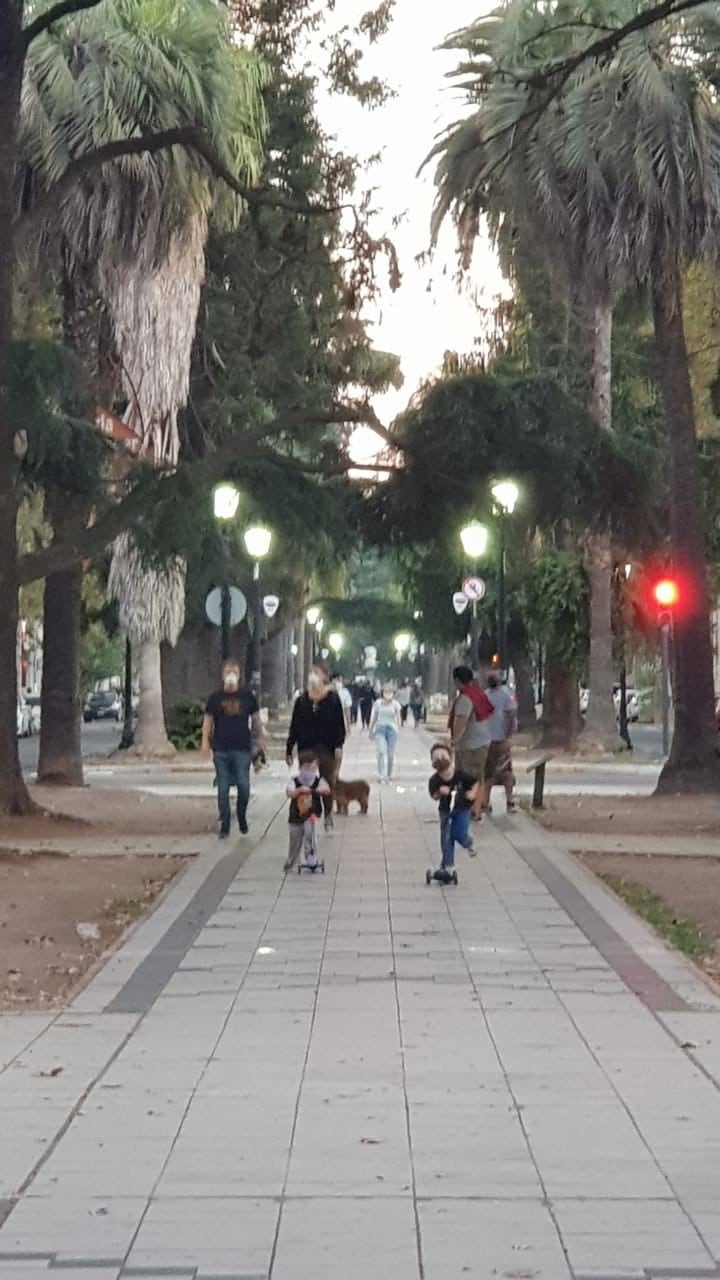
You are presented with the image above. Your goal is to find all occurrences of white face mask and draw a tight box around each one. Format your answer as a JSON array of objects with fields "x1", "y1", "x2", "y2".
[{"x1": 223, "y1": 674, "x2": 239, "y2": 691}]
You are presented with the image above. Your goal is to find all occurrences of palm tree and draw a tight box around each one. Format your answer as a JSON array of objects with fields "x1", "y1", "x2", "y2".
[
  {"x1": 20, "y1": 0, "x2": 266, "y2": 768},
  {"x1": 549, "y1": 8, "x2": 720, "y2": 788},
  {"x1": 432, "y1": 1, "x2": 720, "y2": 785},
  {"x1": 431, "y1": 1, "x2": 622, "y2": 751}
]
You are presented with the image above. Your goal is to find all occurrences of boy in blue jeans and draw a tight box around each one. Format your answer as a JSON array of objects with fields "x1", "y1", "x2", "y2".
[{"x1": 428, "y1": 742, "x2": 478, "y2": 883}]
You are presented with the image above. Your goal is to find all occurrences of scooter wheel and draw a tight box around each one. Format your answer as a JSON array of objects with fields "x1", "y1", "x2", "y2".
[{"x1": 425, "y1": 869, "x2": 432, "y2": 886}]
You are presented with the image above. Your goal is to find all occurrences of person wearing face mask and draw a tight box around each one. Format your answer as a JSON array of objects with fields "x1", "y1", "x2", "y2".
[
  {"x1": 482, "y1": 668, "x2": 518, "y2": 814},
  {"x1": 368, "y1": 684, "x2": 402, "y2": 783},
  {"x1": 202, "y1": 660, "x2": 266, "y2": 839},
  {"x1": 427, "y1": 741, "x2": 478, "y2": 884},
  {"x1": 284, "y1": 749, "x2": 332, "y2": 872},
  {"x1": 286, "y1": 661, "x2": 346, "y2": 832}
]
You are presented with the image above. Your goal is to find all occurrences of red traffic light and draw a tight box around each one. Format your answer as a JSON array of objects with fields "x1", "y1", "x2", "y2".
[{"x1": 653, "y1": 578, "x2": 679, "y2": 609}]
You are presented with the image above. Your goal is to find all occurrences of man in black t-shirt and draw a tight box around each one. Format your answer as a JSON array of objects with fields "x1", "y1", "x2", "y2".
[{"x1": 201, "y1": 660, "x2": 266, "y2": 838}]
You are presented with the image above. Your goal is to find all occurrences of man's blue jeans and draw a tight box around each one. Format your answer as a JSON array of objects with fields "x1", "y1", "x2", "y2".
[
  {"x1": 214, "y1": 750, "x2": 251, "y2": 833},
  {"x1": 440, "y1": 808, "x2": 472, "y2": 868}
]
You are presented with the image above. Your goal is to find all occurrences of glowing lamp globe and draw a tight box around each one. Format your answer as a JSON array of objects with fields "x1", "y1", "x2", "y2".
[{"x1": 243, "y1": 525, "x2": 272, "y2": 560}]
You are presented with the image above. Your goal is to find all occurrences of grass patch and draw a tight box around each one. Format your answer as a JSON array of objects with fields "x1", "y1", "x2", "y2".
[
  {"x1": 599, "y1": 874, "x2": 708, "y2": 959},
  {"x1": 105, "y1": 896, "x2": 147, "y2": 925}
]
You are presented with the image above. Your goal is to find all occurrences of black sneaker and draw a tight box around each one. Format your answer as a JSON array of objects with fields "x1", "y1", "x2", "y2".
[
  {"x1": 219, "y1": 828, "x2": 230, "y2": 841},
  {"x1": 238, "y1": 816, "x2": 249, "y2": 835}
]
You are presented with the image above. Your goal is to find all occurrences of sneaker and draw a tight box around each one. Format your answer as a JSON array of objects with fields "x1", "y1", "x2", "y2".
[
  {"x1": 506, "y1": 800, "x2": 518, "y2": 814},
  {"x1": 238, "y1": 815, "x2": 249, "y2": 835},
  {"x1": 219, "y1": 829, "x2": 230, "y2": 841},
  {"x1": 465, "y1": 841, "x2": 477, "y2": 858},
  {"x1": 283, "y1": 857, "x2": 295, "y2": 872},
  {"x1": 324, "y1": 815, "x2": 334, "y2": 835}
]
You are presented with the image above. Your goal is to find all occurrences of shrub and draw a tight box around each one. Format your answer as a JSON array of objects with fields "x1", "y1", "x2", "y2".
[{"x1": 167, "y1": 699, "x2": 204, "y2": 752}]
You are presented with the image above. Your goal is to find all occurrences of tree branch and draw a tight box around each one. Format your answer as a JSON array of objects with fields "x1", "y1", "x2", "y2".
[
  {"x1": 22, "y1": 0, "x2": 104, "y2": 47},
  {"x1": 526, "y1": 0, "x2": 708, "y2": 92},
  {"x1": 15, "y1": 126, "x2": 348, "y2": 247},
  {"x1": 16, "y1": 405, "x2": 388, "y2": 584}
]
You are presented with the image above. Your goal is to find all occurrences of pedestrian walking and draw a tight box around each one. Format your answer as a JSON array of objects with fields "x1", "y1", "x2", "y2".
[
  {"x1": 332, "y1": 673, "x2": 353, "y2": 736},
  {"x1": 426, "y1": 741, "x2": 478, "y2": 883},
  {"x1": 482, "y1": 670, "x2": 518, "y2": 813},
  {"x1": 410, "y1": 679, "x2": 425, "y2": 727},
  {"x1": 201, "y1": 659, "x2": 266, "y2": 839},
  {"x1": 448, "y1": 665, "x2": 493, "y2": 821},
  {"x1": 286, "y1": 660, "x2": 345, "y2": 833},
  {"x1": 369, "y1": 684, "x2": 402, "y2": 783},
  {"x1": 283, "y1": 749, "x2": 332, "y2": 872},
  {"x1": 358, "y1": 679, "x2": 374, "y2": 730},
  {"x1": 397, "y1": 679, "x2": 411, "y2": 726}
]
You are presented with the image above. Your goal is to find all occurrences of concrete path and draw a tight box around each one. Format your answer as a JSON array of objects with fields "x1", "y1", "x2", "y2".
[{"x1": 2, "y1": 730, "x2": 720, "y2": 1280}]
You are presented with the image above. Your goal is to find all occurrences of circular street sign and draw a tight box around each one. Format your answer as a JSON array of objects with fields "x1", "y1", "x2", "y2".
[
  {"x1": 452, "y1": 591, "x2": 469, "y2": 616},
  {"x1": 462, "y1": 576, "x2": 486, "y2": 602},
  {"x1": 205, "y1": 586, "x2": 247, "y2": 628}
]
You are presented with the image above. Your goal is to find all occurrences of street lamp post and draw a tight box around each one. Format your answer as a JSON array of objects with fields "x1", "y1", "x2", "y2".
[
  {"x1": 213, "y1": 483, "x2": 241, "y2": 661},
  {"x1": 243, "y1": 524, "x2": 273, "y2": 700},
  {"x1": 306, "y1": 607, "x2": 320, "y2": 663},
  {"x1": 328, "y1": 632, "x2": 344, "y2": 664},
  {"x1": 459, "y1": 521, "x2": 489, "y2": 668},
  {"x1": 394, "y1": 631, "x2": 411, "y2": 673},
  {"x1": 490, "y1": 481, "x2": 519, "y2": 674}
]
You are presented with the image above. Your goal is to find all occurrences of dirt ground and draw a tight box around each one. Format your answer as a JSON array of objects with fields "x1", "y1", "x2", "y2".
[
  {"x1": 0, "y1": 851, "x2": 184, "y2": 1009},
  {"x1": 536, "y1": 793, "x2": 720, "y2": 837},
  {"x1": 0, "y1": 785, "x2": 216, "y2": 847},
  {"x1": 579, "y1": 852, "x2": 720, "y2": 979}
]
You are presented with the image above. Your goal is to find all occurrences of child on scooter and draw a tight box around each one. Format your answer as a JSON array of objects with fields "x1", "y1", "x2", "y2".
[
  {"x1": 428, "y1": 742, "x2": 478, "y2": 883},
  {"x1": 284, "y1": 749, "x2": 331, "y2": 872}
]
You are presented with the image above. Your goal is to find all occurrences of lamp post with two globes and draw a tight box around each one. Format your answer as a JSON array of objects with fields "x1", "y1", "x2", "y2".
[
  {"x1": 490, "y1": 481, "x2": 519, "y2": 675},
  {"x1": 213, "y1": 484, "x2": 241, "y2": 662},
  {"x1": 243, "y1": 525, "x2": 273, "y2": 700},
  {"x1": 459, "y1": 520, "x2": 489, "y2": 667}
]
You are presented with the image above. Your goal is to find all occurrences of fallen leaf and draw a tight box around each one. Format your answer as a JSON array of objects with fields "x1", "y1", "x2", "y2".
[{"x1": 39, "y1": 1067, "x2": 63, "y2": 1078}]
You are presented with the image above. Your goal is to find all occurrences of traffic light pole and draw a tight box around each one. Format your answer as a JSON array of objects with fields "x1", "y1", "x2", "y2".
[{"x1": 659, "y1": 619, "x2": 671, "y2": 758}]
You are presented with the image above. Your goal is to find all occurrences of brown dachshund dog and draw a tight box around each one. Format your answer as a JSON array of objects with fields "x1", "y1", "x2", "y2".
[{"x1": 334, "y1": 779, "x2": 370, "y2": 816}]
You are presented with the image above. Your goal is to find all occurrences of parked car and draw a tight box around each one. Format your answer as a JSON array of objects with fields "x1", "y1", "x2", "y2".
[
  {"x1": 25, "y1": 694, "x2": 41, "y2": 734},
  {"x1": 16, "y1": 696, "x2": 32, "y2": 737},
  {"x1": 83, "y1": 690, "x2": 122, "y2": 722}
]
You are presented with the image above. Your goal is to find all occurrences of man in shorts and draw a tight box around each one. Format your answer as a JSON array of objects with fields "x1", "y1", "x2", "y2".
[
  {"x1": 448, "y1": 665, "x2": 493, "y2": 821},
  {"x1": 482, "y1": 669, "x2": 518, "y2": 813}
]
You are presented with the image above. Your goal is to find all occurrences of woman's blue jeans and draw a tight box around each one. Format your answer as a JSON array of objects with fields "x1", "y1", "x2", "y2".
[{"x1": 375, "y1": 724, "x2": 397, "y2": 780}]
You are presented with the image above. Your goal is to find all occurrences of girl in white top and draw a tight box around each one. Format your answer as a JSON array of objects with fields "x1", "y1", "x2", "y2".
[{"x1": 369, "y1": 685, "x2": 402, "y2": 783}]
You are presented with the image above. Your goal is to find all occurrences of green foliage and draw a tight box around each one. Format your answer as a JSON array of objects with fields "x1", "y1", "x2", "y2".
[
  {"x1": 166, "y1": 699, "x2": 204, "y2": 751},
  {"x1": 599, "y1": 874, "x2": 708, "y2": 961},
  {"x1": 11, "y1": 341, "x2": 109, "y2": 503},
  {"x1": 527, "y1": 548, "x2": 588, "y2": 672},
  {"x1": 80, "y1": 621, "x2": 124, "y2": 693}
]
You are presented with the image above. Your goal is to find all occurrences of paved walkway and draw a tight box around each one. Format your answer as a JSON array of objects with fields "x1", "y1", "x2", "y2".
[{"x1": 2, "y1": 731, "x2": 720, "y2": 1280}]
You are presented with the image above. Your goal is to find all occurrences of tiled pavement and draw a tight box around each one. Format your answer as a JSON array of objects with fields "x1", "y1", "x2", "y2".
[{"x1": 2, "y1": 733, "x2": 720, "y2": 1279}]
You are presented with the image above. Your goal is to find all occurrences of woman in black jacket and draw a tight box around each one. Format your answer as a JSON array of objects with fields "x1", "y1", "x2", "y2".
[{"x1": 286, "y1": 660, "x2": 346, "y2": 831}]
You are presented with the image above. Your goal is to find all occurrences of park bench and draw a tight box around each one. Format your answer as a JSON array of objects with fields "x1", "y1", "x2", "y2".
[{"x1": 525, "y1": 752, "x2": 554, "y2": 809}]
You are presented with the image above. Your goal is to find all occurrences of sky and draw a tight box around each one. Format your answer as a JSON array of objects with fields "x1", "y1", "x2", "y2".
[{"x1": 312, "y1": 0, "x2": 507, "y2": 457}]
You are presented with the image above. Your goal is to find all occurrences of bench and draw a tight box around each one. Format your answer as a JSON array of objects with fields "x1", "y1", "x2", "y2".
[{"x1": 525, "y1": 752, "x2": 555, "y2": 809}]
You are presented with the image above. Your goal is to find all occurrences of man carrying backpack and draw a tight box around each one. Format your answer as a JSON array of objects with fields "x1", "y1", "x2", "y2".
[{"x1": 448, "y1": 665, "x2": 493, "y2": 822}]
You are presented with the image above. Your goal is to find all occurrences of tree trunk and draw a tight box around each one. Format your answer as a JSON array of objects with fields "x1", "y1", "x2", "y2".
[
  {"x1": 0, "y1": 8, "x2": 33, "y2": 813},
  {"x1": 512, "y1": 648, "x2": 536, "y2": 731},
  {"x1": 582, "y1": 299, "x2": 621, "y2": 751},
  {"x1": 39, "y1": 262, "x2": 103, "y2": 784},
  {"x1": 293, "y1": 619, "x2": 305, "y2": 698},
  {"x1": 37, "y1": 500, "x2": 86, "y2": 785},
  {"x1": 131, "y1": 640, "x2": 175, "y2": 756},
  {"x1": 581, "y1": 529, "x2": 619, "y2": 749},
  {"x1": 262, "y1": 626, "x2": 287, "y2": 712},
  {"x1": 537, "y1": 657, "x2": 579, "y2": 751},
  {"x1": 37, "y1": 558, "x2": 83, "y2": 785},
  {"x1": 652, "y1": 268, "x2": 720, "y2": 791}
]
